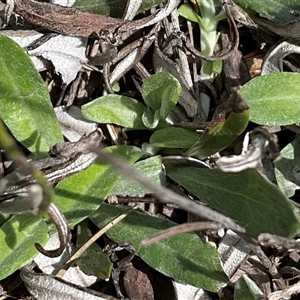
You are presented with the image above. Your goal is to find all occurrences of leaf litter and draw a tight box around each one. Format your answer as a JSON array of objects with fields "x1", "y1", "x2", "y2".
[{"x1": 1, "y1": 0, "x2": 300, "y2": 299}]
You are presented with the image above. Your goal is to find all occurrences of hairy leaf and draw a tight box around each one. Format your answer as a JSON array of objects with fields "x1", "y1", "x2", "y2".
[
  {"x1": 0, "y1": 214, "x2": 48, "y2": 280},
  {"x1": 240, "y1": 73, "x2": 300, "y2": 126},
  {"x1": 275, "y1": 136, "x2": 300, "y2": 197},
  {"x1": 0, "y1": 34, "x2": 63, "y2": 157},
  {"x1": 142, "y1": 72, "x2": 181, "y2": 120},
  {"x1": 81, "y1": 94, "x2": 146, "y2": 129},
  {"x1": 234, "y1": 0, "x2": 300, "y2": 24},
  {"x1": 166, "y1": 165, "x2": 300, "y2": 238},
  {"x1": 178, "y1": 3, "x2": 203, "y2": 24},
  {"x1": 186, "y1": 89, "x2": 249, "y2": 159},
  {"x1": 90, "y1": 203, "x2": 227, "y2": 292},
  {"x1": 150, "y1": 127, "x2": 200, "y2": 148},
  {"x1": 76, "y1": 220, "x2": 113, "y2": 280}
]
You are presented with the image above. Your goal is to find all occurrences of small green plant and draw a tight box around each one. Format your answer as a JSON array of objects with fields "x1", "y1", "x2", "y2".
[
  {"x1": 178, "y1": 0, "x2": 226, "y2": 119},
  {"x1": 0, "y1": 35, "x2": 227, "y2": 291},
  {"x1": 82, "y1": 71, "x2": 182, "y2": 129},
  {"x1": 82, "y1": 71, "x2": 201, "y2": 154},
  {"x1": 178, "y1": 0, "x2": 225, "y2": 79},
  {"x1": 2, "y1": 2, "x2": 300, "y2": 295}
]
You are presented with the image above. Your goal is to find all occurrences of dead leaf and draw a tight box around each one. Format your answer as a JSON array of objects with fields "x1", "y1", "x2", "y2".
[
  {"x1": 21, "y1": 267, "x2": 116, "y2": 300},
  {"x1": 28, "y1": 35, "x2": 88, "y2": 84}
]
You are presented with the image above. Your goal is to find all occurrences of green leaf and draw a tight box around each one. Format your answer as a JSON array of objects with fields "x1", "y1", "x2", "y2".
[
  {"x1": 142, "y1": 72, "x2": 181, "y2": 120},
  {"x1": 74, "y1": 0, "x2": 164, "y2": 18},
  {"x1": 178, "y1": 4, "x2": 203, "y2": 24},
  {"x1": 150, "y1": 127, "x2": 200, "y2": 148},
  {"x1": 212, "y1": 60, "x2": 223, "y2": 74},
  {"x1": 0, "y1": 34, "x2": 63, "y2": 157},
  {"x1": 142, "y1": 107, "x2": 160, "y2": 129},
  {"x1": 275, "y1": 137, "x2": 300, "y2": 197},
  {"x1": 90, "y1": 203, "x2": 227, "y2": 292},
  {"x1": 110, "y1": 155, "x2": 165, "y2": 196},
  {"x1": 54, "y1": 146, "x2": 143, "y2": 228},
  {"x1": 76, "y1": 220, "x2": 113, "y2": 280},
  {"x1": 0, "y1": 214, "x2": 48, "y2": 280},
  {"x1": 234, "y1": 275, "x2": 263, "y2": 300},
  {"x1": 188, "y1": 109, "x2": 249, "y2": 159},
  {"x1": 234, "y1": 0, "x2": 300, "y2": 24},
  {"x1": 0, "y1": 213, "x2": 11, "y2": 228},
  {"x1": 81, "y1": 94, "x2": 146, "y2": 129},
  {"x1": 166, "y1": 165, "x2": 300, "y2": 238},
  {"x1": 240, "y1": 72, "x2": 300, "y2": 126},
  {"x1": 186, "y1": 91, "x2": 249, "y2": 159},
  {"x1": 196, "y1": 0, "x2": 216, "y2": 21}
]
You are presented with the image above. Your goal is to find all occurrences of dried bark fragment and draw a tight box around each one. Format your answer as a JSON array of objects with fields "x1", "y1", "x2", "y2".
[{"x1": 14, "y1": 0, "x2": 125, "y2": 37}]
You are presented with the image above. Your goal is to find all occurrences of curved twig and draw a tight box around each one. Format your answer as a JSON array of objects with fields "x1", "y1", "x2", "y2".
[{"x1": 35, "y1": 203, "x2": 71, "y2": 257}]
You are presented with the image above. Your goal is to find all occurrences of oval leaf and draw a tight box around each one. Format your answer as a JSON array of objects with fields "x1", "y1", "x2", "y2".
[
  {"x1": 142, "y1": 72, "x2": 181, "y2": 119},
  {"x1": 0, "y1": 34, "x2": 63, "y2": 157},
  {"x1": 150, "y1": 127, "x2": 200, "y2": 148},
  {"x1": 81, "y1": 94, "x2": 146, "y2": 129},
  {"x1": 240, "y1": 72, "x2": 300, "y2": 126},
  {"x1": 166, "y1": 165, "x2": 300, "y2": 238},
  {"x1": 90, "y1": 203, "x2": 227, "y2": 292},
  {"x1": 0, "y1": 214, "x2": 48, "y2": 280}
]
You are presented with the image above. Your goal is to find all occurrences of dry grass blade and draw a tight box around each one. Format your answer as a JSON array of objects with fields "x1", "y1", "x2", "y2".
[{"x1": 56, "y1": 205, "x2": 138, "y2": 277}]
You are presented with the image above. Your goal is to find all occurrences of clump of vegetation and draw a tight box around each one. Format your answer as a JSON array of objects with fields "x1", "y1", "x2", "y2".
[{"x1": 1, "y1": 0, "x2": 300, "y2": 299}]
